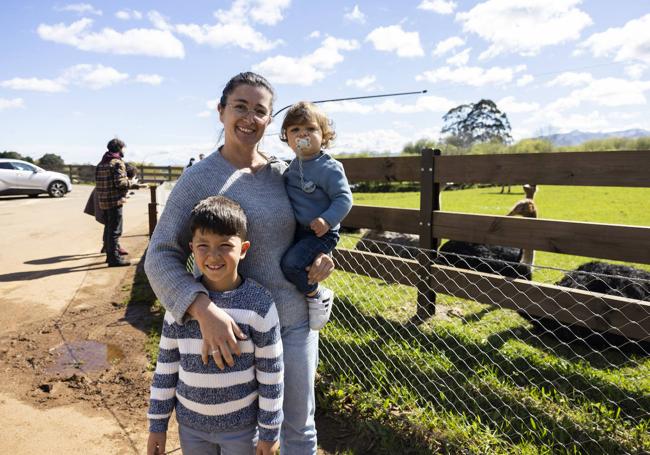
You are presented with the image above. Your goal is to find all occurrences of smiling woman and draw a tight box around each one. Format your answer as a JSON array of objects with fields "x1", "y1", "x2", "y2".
[{"x1": 144, "y1": 71, "x2": 336, "y2": 455}]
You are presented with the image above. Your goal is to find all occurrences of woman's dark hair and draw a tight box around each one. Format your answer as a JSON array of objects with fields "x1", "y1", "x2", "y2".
[
  {"x1": 107, "y1": 138, "x2": 125, "y2": 154},
  {"x1": 219, "y1": 72, "x2": 276, "y2": 112}
]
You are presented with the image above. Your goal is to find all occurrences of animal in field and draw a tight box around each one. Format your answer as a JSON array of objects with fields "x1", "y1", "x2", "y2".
[{"x1": 555, "y1": 261, "x2": 650, "y2": 301}]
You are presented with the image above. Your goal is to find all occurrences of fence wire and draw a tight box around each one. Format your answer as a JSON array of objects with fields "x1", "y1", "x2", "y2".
[{"x1": 319, "y1": 232, "x2": 650, "y2": 454}]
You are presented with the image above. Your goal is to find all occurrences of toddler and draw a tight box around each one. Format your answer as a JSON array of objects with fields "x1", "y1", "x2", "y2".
[{"x1": 280, "y1": 101, "x2": 353, "y2": 330}]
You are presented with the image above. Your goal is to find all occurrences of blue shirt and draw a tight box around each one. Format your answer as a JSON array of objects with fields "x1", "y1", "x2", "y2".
[{"x1": 284, "y1": 152, "x2": 353, "y2": 229}]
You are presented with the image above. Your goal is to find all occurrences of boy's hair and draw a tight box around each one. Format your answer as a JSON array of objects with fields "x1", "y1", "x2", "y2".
[
  {"x1": 279, "y1": 101, "x2": 336, "y2": 149},
  {"x1": 190, "y1": 196, "x2": 248, "y2": 241}
]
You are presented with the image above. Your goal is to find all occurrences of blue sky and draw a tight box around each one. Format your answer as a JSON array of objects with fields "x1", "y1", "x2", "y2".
[{"x1": 1, "y1": 0, "x2": 649, "y2": 165}]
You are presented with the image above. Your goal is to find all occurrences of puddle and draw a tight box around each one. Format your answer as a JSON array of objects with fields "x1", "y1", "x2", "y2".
[{"x1": 46, "y1": 340, "x2": 124, "y2": 375}]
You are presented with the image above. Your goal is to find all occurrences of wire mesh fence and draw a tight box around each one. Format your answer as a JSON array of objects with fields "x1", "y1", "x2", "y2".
[{"x1": 320, "y1": 232, "x2": 650, "y2": 454}]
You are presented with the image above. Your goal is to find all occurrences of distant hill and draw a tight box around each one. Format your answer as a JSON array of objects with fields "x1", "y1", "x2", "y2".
[{"x1": 537, "y1": 129, "x2": 650, "y2": 146}]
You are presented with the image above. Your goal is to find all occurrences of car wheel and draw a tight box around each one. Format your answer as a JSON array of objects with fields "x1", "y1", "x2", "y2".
[
  {"x1": 28, "y1": 194, "x2": 39, "y2": 198},
  {"x1": 48, "y1": 181, "x2": 67, "y2": 198}
]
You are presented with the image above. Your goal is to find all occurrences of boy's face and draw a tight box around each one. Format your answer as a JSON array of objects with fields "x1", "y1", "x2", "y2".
[
  {"x1": 286, "y1": 119, "x2": 322, "y2": 158},
  {"x1": 190, "y1": 229, "x2": 250, "y2": 292}
]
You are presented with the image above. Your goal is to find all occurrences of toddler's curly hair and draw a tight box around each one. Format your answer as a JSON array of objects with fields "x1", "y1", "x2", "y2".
[{"x1": 279, "y1": 101, "x2": 336, "y2": 149}]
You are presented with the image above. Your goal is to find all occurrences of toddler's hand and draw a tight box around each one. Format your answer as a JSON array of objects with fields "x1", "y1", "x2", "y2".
[{"x1": 309, "y1": 217, "x2": 330, "y2": 237}]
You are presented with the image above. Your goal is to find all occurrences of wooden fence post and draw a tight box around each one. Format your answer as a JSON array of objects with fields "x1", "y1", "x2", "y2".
[
  {"x1": 148, "y1": 185, "x2": 158, "y2": 238},
  {"x1": 68, "y1": 165, "x2": 74, "y2": 181},
  {"x1": 167, "y1": 166, "x2": 172, "y2": 181},
  {"x1": 415, "y1": 148, "x2": 440, "y2": 320}
]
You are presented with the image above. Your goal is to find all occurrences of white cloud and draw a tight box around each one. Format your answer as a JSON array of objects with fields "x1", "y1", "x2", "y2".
[
  {"x1": 320, "y1": 95, "x2": 455, "y2": 115},
  {"x1": 56, "y1": 3, "x2": 102, "y2": 16},
  {"x1": 345, "y1": 75, "x2": 380, "y2": 91},
  {"x1": 416, "y1": 64, "x2": 525, "y2": 86},
  {"x1": 175, "y1": 1, "x2": 283, "y2": 52},
  {"x1": 578, "y1": 14, "x2": 650, "y2": 64},
  {"x1": 253, "y1": 36, "x2": 359, "y2": 85},
  {"x1": 446, "y1": 48, "x2": 470, "y2": 66},
  {"x1": 0, "y1": 77, "x2": 67, "y2": 93},
  {"x1": 547, "y1": 77, "x2": 650, "y2": 112},
  {"x1": 516, "y1": 75, "x2": 534, "y2": 87},
  {"x1": 115, "y1": 9, "x2": 142, "y2": 20},
  {"x1": 61, "y1": 64, "x2": 129, "y2": 89},
  {"x1": 147, "y1": 10, "x2": 173, "y2": 31},
  {"x1": 456, "y1": 0, "x2": 592, "y2": 59},
  {"x1": 309, "y1": 30, "x2": 321, "y2": 39},
  {"x1": 344, "y1": 5, "x2": 366, "y2": 24},
  {"x1": 417, "y1": 0, "x2": 457, "y2": 15},
  {"x1": 546, "y1": 71, "x2": 593, "y2": 87},
  {"x1": 366, "y1": 25, "x2": 424, "y2": 58},
  {"x1": 249, "y1": 0, "x2": 291, "y2": 26},
  {"x1": 0, "y1": 98, "x2": 25, "y2": 111},
  {"x1": 332, "y1": 128, "x2": 410, "y2": 154},
  {"x1": 135, "y1": 74, "x2": 163, "y2": 86},
  {"x1": 432, "y1": 36, "x2": 465, "y2": 56},
  {"x1": 625, "y1": 64, "x2": 648, "y2": 80},
  {"x1": 37, "y1": 18, "x2": 185, "y2": 58},
  {"x1": 497, "y1": 96, "x2": 539, "y2": 113}
]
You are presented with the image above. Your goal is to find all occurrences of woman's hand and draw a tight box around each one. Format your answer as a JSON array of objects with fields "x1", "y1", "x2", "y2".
[
  {"x1": 188, "y1": 293, "x2": 247, "y2": 369},
  {"x1": 306, "y1": 252, "x2": 335, "y2": 285}
]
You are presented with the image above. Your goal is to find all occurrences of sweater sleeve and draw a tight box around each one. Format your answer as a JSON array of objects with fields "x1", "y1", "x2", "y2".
[
  {"x1": 251, "y1": 296, "x2": 283, "y2": 442},
  {"x1": 148, "y1": 312, "x2": 180, "y2": 433},
  {"x1": 112, "y1": 160, "x2": 130, "y2": 191},
  {"x1": 319, "y1": 160, "x2": 353, "y2": 228},
  {"x1": 144, "y1": 178, "x2": 209, "y2": 324}
]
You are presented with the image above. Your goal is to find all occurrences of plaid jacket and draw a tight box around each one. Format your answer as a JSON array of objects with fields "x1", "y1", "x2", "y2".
[{"x1": 95, "y1": 158, "x2": 129, "y2": 210}]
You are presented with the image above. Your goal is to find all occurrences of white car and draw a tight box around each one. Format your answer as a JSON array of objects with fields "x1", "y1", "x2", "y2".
[{"x1": 0, "y1": 159, "x2": 72, "y2": 198}]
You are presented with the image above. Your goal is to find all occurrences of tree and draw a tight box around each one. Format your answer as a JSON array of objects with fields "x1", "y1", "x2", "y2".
[
  {"x1": 441, "y1": 99, "x2": 512, "y2": 149},
  {"x1": 401, "y1": 138, "x2": 438, "y2": 155},
  {"x1": 38, "y1": 153, "x2": 65, "y2": 170},
  {"x1": 0, "y1": 151, "x2": 34, "y2": 163}
]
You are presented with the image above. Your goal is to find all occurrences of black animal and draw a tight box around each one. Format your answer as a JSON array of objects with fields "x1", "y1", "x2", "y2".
[{"x1": 556, "y1": 261, "x2": 650, "y2": 301}]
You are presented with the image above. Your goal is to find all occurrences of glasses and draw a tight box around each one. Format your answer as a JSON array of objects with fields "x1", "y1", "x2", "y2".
[{"x1": 227, "y1": 103, "x2": 270, "y2": 122}]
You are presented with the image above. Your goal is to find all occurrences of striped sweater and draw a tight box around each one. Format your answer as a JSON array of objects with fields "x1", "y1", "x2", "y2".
[{"x1": 147, "y1": 278, "x2": 284, "y2": 441}]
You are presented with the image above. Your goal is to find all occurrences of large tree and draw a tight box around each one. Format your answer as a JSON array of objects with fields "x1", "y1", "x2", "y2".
[
  {"x1": 38, "y1": 153, "x2": 65, "y2": 170},
  {"x1": 441, "y1": 99, "x2": 512, "y2": 148},
  {"x1": 0, "y1": 151, "x2": 35, "y2": 163}
]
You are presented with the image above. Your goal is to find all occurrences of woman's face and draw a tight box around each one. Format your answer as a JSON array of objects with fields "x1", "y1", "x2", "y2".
[{"x1": 218, "y1": 84, "x2": 273, "y2": 150}]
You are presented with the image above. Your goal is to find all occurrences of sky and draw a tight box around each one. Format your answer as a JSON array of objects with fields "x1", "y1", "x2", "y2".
[{"x1": 1, "y1": 0, "x2": 650, "y2": 165}]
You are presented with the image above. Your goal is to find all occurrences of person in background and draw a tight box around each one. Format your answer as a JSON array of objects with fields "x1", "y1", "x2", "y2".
[
  {"x1": 185, "y1": 157, "x2": 196, "y2": 170},
  {"x1": 199, "y1": 153, "x2": 206, "y2": 160},
  {"x1": 95, "y1": 138, "x2": 138, "y2": 267}
]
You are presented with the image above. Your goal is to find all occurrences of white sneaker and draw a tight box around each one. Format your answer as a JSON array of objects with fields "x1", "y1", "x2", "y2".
[{"x1": 307, "y1": 287, "x2": 334, "y2": 330}]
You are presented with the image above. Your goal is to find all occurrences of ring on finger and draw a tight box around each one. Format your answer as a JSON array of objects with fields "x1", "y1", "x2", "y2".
[{"x1": 210, "y1": 348, "x2": 220, "y2": 355}]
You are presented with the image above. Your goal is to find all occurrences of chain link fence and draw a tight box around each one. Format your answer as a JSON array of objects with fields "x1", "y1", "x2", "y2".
[{"x1": 320, "y1": 232, "x2": 650, "y2": 454}]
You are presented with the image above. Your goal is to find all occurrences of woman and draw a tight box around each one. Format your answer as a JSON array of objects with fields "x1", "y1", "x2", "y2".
[{"x1": 144, "y1": 72, "x2": 333, "y2": 454}]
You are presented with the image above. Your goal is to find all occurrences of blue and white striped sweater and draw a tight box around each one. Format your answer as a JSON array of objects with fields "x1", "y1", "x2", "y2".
[{"x1": 147, "y1": 278, "x2": 284, "y2": 441}]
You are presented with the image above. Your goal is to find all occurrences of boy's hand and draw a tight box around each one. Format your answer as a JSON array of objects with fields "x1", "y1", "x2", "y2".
[
  {"x1": 147, "y1": 432, "x2": 167, "y2": 455},
  {"x1": 189, "y1": 294, "x2": 247, "y2": 369},
  {"x1": 309, "y1": 217, "x2": 330, "y2": 237},
  {"x1": 256, "y1": 439, "x2": 279, "y2": 455}
]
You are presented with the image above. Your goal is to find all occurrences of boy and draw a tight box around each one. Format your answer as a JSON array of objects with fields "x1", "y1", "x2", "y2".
[
  {"x1": 147, "y1": 195, "x2": 283, "y2": 455},
  {"x1": 279, "y1": 101, "x2": 353, "y2": 330}
]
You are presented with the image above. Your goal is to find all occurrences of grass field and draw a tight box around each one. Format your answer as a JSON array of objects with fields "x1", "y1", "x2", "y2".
[{"x1": 317, "y1": 185, "x2": 650, "y2": 454}]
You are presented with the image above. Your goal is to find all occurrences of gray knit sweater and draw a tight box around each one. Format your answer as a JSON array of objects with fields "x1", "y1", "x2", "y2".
[{"x1": 144, "y1": 151, "x2": 307, "y2": 328}]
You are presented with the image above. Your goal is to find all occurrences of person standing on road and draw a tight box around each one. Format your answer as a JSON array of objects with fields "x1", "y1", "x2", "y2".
[
  {"x1": 95, "y1": 138, "x2": 137, "y2": 267},
  {"x1": 145, "y1": 72, "x2": 335, "y2": 454}
]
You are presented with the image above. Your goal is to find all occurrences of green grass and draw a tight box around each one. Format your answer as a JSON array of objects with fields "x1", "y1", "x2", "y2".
[{"x1": 317, "y1": 186, "x2": 650, "y2": 454}]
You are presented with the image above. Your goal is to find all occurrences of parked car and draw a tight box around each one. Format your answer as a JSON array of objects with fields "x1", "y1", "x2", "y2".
[{"x1": 0, "y1": 159, "x2": 72, "y2": 198}]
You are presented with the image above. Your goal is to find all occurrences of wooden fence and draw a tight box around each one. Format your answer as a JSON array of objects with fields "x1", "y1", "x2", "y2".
[
  {"x1": 64, "y1": 164, "x2": 184, "y2": 183},
  {"x1": 335, "y1": 149, "x2": 650, "y2": 341}
]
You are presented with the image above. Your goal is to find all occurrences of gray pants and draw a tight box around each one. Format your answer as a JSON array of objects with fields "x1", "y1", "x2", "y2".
[{"x1": 179, "y1": 423, "x2": 257, "y2": 455}]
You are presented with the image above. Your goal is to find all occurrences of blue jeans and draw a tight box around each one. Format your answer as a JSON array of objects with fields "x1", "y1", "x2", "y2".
[
  {"x1": 103, "y1": 205, "x2": 123, "y2": 263},
  {"x1": 281, "y1": 226, "x2": 339, "y2": 294},
  {"x1": 178, "y1": 423, "x2": 257, "y2": 455},
  {"x1": 280, "y1": 319, "x2": 319, "y2": 455}
]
